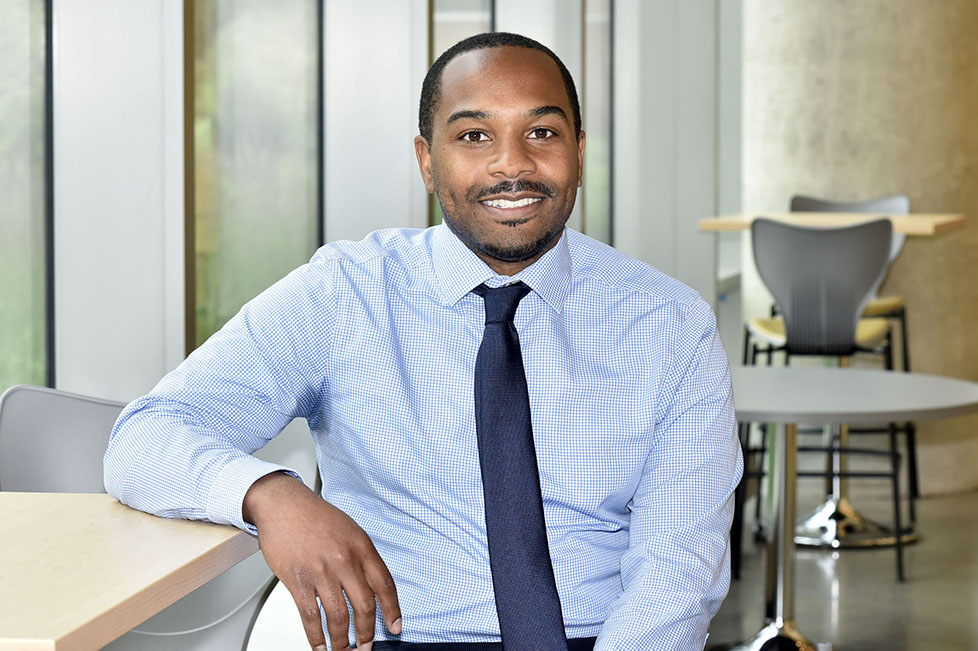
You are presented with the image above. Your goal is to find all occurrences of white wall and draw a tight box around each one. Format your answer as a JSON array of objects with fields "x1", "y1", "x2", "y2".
[
  {"x1": 613, "y1": 0, "x2": 725, "y2": 306},
  {"x1": 716, "y1": 0, "x2": 744, "y2": 363},
  {"x1": 53, "y1": 0, "x2": 185, "y2": 401},
  {"x1": 323, "y1": 0, "x2": 430, "y2": 242}
]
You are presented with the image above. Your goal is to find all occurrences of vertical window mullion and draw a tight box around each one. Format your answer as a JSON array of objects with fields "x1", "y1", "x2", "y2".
[{"x1": 44, "y1": 0, "x2": 55, "y2": 386}]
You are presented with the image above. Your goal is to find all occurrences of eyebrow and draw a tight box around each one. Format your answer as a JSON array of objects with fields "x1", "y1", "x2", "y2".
[
  {"x1": 446, "y1": 109, "x2": 490, "y2": 124},
  {"x1": 528, "y1": 105, "x2": 569, "y2": 122},
  {"x1": 445, "y1": 105, "x2": 570, "y2": 126}
]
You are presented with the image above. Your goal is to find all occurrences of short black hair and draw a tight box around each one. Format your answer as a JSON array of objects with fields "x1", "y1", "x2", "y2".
[{"x1": 418, "y1": 32, "x2": 581, "y2": 144}]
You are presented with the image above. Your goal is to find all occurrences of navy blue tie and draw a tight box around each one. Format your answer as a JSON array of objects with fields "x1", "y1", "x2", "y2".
[{"x1": 472, "y1": 282, "x2": 567, "y2": 651}]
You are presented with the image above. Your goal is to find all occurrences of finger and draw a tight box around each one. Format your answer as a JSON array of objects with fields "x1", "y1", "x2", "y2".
[
  {"x1": 341, "y1": 569, "x2": 379, "y2": 649},
  {"x1": 363, "y1": 553, "x2": 402, "y2": 634},
  {"x1": 318, "y1": 578, "x2": 353, "y2": 650},
  {"x1": 284, "y1": 580, "x2": 328, "y2": 650}
]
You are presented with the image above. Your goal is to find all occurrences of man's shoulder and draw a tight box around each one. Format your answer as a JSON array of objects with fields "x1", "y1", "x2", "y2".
[
  {"x1": 566, "y1": 229, "x2": 704, "y2": 309},
  {"x1": 309, "y1": 227, "x2": 432, "y2": 270}
]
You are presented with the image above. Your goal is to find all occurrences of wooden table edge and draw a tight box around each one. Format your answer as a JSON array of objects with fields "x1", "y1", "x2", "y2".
[
  {"x1": 931, "y1": 216, "x2": 967, "y2": 235},
  {"x1": 697, "y1": 213, "x2": 966, "y2": 236},
  {"x1": 0, "y1": 527, "x2": 261, "y2": 651}
]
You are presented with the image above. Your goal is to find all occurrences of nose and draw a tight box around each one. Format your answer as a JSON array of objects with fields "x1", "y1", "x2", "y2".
[{"x1": 486, "y1": 135, "x2": 536, "y2": 179}]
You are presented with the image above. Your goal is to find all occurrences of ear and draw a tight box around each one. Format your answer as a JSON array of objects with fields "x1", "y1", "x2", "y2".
[
  {"x1": 576, "y1": 130, "x2": 586, "y2": 187},
  {"x1": 414, "y1": 136, "x2": 435, "y2": 193}
]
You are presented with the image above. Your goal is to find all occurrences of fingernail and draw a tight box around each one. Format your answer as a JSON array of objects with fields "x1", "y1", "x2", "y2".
[
  {"x1": 391, "y1": 617, "x2": 402, "y2": 634},
  {"x1": 359, "y1": 643, "x2": 373, "y2": 651},
  {"x1": 313, "y1": 646, "x2": 326, "y2": 651}
]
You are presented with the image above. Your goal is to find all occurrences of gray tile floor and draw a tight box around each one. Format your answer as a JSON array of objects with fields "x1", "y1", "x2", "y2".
[{"x1": 708, "y1": 449, "x2": 978, "y2": 651}]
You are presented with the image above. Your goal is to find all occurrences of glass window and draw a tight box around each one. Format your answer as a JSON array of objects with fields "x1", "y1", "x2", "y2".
[
  {"x1": 428, "y1": 0, "x2": 492, "y2": 226},
  {"x1": 432, "y1": 0, "x2": 492, "y2": 60},
  {"x1": 582, "y1": 0, "x2": 612, "y2": 245},
  {"x1": 191, "y1": 0, "x2": 321, "y2": 347},
  {"x1": 0, "y1": 0, "x2": 48, "y2": 391}
]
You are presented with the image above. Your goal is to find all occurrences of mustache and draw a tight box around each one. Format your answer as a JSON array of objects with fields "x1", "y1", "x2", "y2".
[{"x1": 467, "y1": 180, "x2": 556, "y2": 202}]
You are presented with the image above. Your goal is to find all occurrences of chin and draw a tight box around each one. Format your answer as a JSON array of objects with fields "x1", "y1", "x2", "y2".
[{"x1": 480, "y1": 231, "x2": 561, "y2": 263}]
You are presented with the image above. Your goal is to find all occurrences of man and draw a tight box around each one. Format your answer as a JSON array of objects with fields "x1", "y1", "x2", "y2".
[{"x1": 105, "y1": 32, "x2": 741, "y2": 651}]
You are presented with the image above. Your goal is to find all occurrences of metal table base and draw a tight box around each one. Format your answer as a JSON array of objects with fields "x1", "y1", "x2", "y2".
[
  {"x1": 795, "y1": 496, "x2": 920, "y2": 548},
  {"x1": 732, "y1": 424, "x2": 817, "y2": 651},
  {"x1": 731, "y1": 619, "x2": 817, "y2": 651}
]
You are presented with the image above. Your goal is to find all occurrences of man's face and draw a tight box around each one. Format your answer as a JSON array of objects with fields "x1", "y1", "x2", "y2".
[{"x1": 415, "y1": 46, "x2": 585, "y2": 275}]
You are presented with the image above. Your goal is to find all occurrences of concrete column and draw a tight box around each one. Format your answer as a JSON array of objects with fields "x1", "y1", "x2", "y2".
[{"x1": 743, "y1": 1, "x2": 978, "y2": 494}]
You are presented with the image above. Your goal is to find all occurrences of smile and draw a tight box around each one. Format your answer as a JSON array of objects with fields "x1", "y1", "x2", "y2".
[{"x1": 480, "y1": 197, "x2": 543, "y2": 209}]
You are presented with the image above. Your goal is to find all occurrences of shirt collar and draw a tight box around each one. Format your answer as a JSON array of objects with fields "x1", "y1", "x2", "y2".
[{"x1": 431, "y1": 223, "x2": 572, "y2": 313}]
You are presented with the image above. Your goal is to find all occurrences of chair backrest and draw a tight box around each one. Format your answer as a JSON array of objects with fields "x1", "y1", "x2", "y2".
[
  {"x1": 790, "y1": 193, "x2": 910, "y2": 266},
  {"x1": 0, "y1": 384, "x2": 318, "y2": 650},
  {"x1": 0, "y1": 385, "x2": 125, "y2": 492},
  {"x1": 752, "y1": 218, "x2": 892, "y2": 355}
]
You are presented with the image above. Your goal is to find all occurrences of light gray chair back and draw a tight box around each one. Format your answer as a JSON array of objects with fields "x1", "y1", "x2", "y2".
[
  {"x1": 0, "y1": 385, "x2": 124, "y2": 492},
  {"x1": 0, "y1": 384, "x2": 318, "y2": 651},
  {"x1": 790, "y1": 193, "x2": 910, "y2": 271},
  {"x1": 751, "y1": 218, "x2": 892, "y2": 356}
]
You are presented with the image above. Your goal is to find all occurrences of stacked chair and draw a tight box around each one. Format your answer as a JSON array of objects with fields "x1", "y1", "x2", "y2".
[{"x1": 732, "y1": 212, "x2": 913, "y2": 582}]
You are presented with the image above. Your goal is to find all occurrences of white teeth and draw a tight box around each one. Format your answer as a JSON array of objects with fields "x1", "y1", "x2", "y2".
[{"x1": 481, "y1": 197, "x2": 542, "y2": 209}]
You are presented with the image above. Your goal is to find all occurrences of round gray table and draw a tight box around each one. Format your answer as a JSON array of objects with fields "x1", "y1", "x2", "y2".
[{"x1": 729, "y1": 366, "x2": 978, "y2": 651}]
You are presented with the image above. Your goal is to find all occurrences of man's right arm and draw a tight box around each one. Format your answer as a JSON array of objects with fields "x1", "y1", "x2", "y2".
[
  {"x1": 103, "y1": 260, "x2": 403, "y2": 649},
  {"x1": 103, "y1": 262, "x2": 330, "y2": 532}
]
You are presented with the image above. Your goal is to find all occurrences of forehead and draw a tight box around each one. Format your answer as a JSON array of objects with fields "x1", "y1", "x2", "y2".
[{"x1": 436, "y1": 46, "x2": 570, "y2": 119}]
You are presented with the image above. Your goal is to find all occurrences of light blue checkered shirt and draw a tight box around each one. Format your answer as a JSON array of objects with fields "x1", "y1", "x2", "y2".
[{"x1": 105, "y1": 224, "x2": 741, "y2": 649}]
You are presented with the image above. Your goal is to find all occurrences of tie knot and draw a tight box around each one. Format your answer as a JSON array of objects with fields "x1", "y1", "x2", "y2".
[{"x1": 473, "y1": 282, "x2": 531, "y2": 324}]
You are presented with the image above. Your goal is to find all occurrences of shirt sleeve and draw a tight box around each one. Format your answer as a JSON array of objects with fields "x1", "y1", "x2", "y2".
[
  {"x1": 594, "y1": 297, "x2": 743, "y2": 650},
  {"x1": 103, "y1": 260, "x2": 335, "y2": 535}
]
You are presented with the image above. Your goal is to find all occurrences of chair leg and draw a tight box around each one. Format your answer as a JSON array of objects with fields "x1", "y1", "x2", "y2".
[
  {"x1": 898, "y1": 307, "x2": 911, "y2": 372},
  {"x1": 742, "y1": 326, "x2": 752, "y2": 366},
  {"x1": 896, "y1": 308, "x2": 921, "y2": 502},
  {"x1": 824, "y1": 423, "x2": 838, "y2": 497},
  {"x1": 731, "y1": 422, "x2": 749, "y2": 580},
  {"x1": 753, "y1": 424, "x2": 768, "y2": 540},
  {"x1": 890, "y1": 423, "x2": 905, "y2": 582},
  {"x1": 906, "y1": 422, "x2": 919, "y2": 522},
  {"x1": 884, "y1": 331, "x2": 893, "y2": 371}
]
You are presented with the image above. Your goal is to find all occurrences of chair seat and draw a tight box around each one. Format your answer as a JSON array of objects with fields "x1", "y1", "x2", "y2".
[
  {"x1": 748, "y1": 316, "x2": 890, "y2": 349},
  {"x1": 863, "y1": 295, "x2": 905, "y2": 317}
]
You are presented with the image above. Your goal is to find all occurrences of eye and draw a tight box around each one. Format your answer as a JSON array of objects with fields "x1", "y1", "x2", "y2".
[
  {"x1": 528, "y1": 128, "x2": 556, "y2": 140},
  {"x1": 460, "y1": 130, "x2": 490, "y2": 143}
]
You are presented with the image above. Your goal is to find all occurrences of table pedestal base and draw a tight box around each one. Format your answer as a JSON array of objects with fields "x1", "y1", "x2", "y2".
[
  {"x1": 730, "y1": 620, "x2": 817, "y2": 651},
  {"x1": 794, "y1": 497, "x2": 920, "y2": 548}
]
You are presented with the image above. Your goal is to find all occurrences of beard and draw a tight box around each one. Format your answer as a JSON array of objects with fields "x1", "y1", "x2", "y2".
[{"x1": 436, "y1": 179, "x2": 572, "y2": 263}]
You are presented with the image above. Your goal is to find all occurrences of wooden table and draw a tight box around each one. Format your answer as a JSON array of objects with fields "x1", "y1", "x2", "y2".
[
  {"x1": 0, "y1": 492, "x2": 259, "y2": 650},
  {"x1": 698, "y1": 212, "x2": 965, "y2": 235},
  {"x1": 729, "y1": 367, "x2": 978, "y2": 651}
]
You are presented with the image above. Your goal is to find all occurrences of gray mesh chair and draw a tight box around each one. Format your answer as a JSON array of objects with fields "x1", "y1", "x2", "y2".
[
  {"x1": 732, "y1": 219, "x2": 910, "y2": 580},
  {"x1": 753, "y1": 218, "x2": 893, "y2": 357},
  {"x1": 790, "y1": 194, "x2": 911, "y2": 365},
  {"x1": 0, "y1": 384, "x2": 317, "y2": 650}
]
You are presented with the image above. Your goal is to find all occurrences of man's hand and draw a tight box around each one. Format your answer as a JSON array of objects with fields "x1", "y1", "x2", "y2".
[{"x1": 243, "y1": 472, "x2": 402, "y2": 651}]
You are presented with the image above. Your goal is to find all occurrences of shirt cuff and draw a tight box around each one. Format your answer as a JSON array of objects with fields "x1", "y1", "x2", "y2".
[{"x1": 205, "y1": 454, "x2": 304, "y2": 535}]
